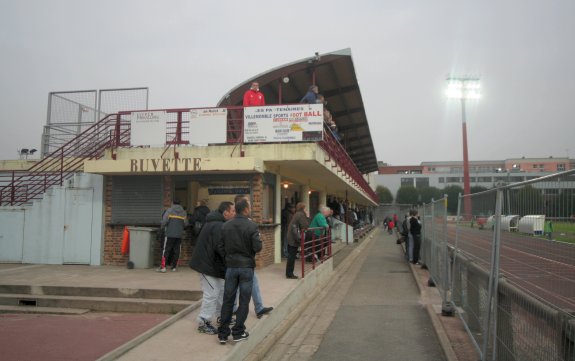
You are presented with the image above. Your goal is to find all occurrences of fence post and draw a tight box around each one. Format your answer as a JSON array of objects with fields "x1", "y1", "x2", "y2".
[
  {"x1": 430, "y1": 198, "x2": 436, "y2": 287},
  {"x1": 450, "y1": 193, "x2": 463, "y2": 303},
  {"x1": 60, "y1": 148, "x2": 64, "y2": 186},
  {"x1": 10, "y1": 170, "x2": 15, "y2": 206},
  {"x1": 496, "y1": 280, "x2": 516, "y2": 361},
  {"x1": 482, "y1": 188, "x2": 503, "y2": 361},
  {"x1": 328, "y1": 228, "x2": 332, "y2": 258},
  {"x1": 561, "y1": 316, "x2": 575, "y2": 361},
  {"x1": 420, "y1": 206, "x2": 427, "y2": 269},
  {"x1": 114, "y1": 113, "x2": 121, "y2": 147},
  {"x1": 442, "y1": 195, "x2": 455, "y2": 316},
  {"x1": 176, "y1": 111, "x2": 183, "y2": 144},
  {"x1": 300, "y1": 230, "x2": 306, "y2": 278},
  {"x1": 311, "y1": 233, "x2": 316, "y2": 270}
]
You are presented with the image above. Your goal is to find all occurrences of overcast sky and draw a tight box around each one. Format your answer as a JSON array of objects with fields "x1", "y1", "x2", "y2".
[{"x1": 1, "y1": 0, "x2": 574, "y2": 165}]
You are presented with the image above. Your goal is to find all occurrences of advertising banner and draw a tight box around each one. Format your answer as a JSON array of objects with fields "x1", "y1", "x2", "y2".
[
  {"x1": 243, "y1": 104, "x2": 323, "y2": 143},
  {"x1": 130, "y1": 111, "x2": 167, "y2": 146},
  {"x1": 189, "y1": 108, "x2": 228, "y2": 145}
]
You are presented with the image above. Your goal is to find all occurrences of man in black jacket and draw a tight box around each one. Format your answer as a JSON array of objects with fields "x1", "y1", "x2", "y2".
[
  {"x1": 409, "y1": 210, "x2": 422, "y2": 264},
  {"x1": 189, "y1": 201, "x2": 235, "y2": 335},
  {"x1": 217, "y1": 198, "x2": 262, "y2": 344}
]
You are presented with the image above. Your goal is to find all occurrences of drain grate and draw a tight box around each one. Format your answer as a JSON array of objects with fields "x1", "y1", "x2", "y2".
[
  {"x1": 388, "y1": 270, "x2": 409, "y2": 273},
  {"x1": 18, "y1": 299, "x2": 37, "y2": 307}
]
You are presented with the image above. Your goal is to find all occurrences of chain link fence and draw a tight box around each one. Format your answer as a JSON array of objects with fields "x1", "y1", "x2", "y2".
[
  {"x1": 41, "y1": 88, "x2": 148, "y2": 158},
  {"x1": 374, "y1": 203, "x2": 412, "y2": 226},
  {"x1": 419, "y1": 169, "x2": 575, "y2": 361}
]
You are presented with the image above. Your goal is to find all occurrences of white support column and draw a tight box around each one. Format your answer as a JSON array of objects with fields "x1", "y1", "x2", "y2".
[
  {"x1": 274, "y1": 173, "x2": 282, "y2": 263},
  {"x1": 319, "y1": 189, "x2": 327, "y2": 208},
  {"x1": 302, "y1": 185, "x2": 310, "y2": 212}
]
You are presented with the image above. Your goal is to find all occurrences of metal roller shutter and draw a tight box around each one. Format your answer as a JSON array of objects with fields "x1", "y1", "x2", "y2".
[{"x1": 111, "y1": 176, "x2": 163, "y2": 225}]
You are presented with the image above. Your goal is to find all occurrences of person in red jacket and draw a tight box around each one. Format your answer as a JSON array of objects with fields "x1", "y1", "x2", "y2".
[{"x1": 243, "y1": 82, "x2": 265, "y2": 106}]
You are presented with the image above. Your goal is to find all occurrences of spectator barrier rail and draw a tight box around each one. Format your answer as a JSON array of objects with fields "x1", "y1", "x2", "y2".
[
  {"x1": 418, "y1": 169, "x2": 575, "y2": 361},
  {"x1": 1, "y1": 106, "x2": 377, "y2": 206},
  {"x1": 300, "y1": 227, "x2": 332, "y2": 278}
]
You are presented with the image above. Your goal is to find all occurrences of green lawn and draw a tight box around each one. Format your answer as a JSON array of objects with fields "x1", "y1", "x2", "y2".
[
  {"x1": 548, "y1": 221, "x2": 575, "y2": 244},
  {"x1": 552, "y1": 221, "x2": 575, "y2": 233},
  {"x1": 450, "y1": 220, "x2": 575, "y2": 244}
]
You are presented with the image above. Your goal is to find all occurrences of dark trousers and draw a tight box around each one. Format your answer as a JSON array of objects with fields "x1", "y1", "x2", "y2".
[
  {"x1": 218, "y1": 267, "x2": 254, "y2": 338},
  {"x1": 165, "y1": 237, "x2": 181, "y2": 269},
  {"x1": 286, "y1": 245, "x2": 299, "y2": 277},
  {"x1": 412, "y1": 234, "x2": 421, "y2": 263}
]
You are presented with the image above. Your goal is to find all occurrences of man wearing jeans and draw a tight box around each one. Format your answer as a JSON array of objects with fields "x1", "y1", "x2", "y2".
[
  {"x1": 218, "y1": 198, "x2": 262, "y2": 344},
  {"x1": 233, "y1": 272, "x2": 273, "y2": 318},
  {"x1": 189, "y1": 201, "x2": 235, "y2": 335}
]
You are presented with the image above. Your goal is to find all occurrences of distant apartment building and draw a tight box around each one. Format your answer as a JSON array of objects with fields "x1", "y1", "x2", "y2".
[{"x1": 377, "y1": 157, "x2": 574, "y2": 197}]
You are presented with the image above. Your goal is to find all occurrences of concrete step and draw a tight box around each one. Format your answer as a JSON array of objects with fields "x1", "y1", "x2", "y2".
[
  {"x1": 0, "y1": 293, "x2": 193, "y2": 314},
  {"x1": 0, "y1": 285, "x2": 201, "y2": 302},
  {"x1": 0, "y1": 305, "x2": 90, "y2": 315}
]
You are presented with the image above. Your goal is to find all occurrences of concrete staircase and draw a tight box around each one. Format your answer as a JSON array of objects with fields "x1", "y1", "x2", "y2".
[{"x1": 0, "y1": 284, "x2": 201, "y2": 314}]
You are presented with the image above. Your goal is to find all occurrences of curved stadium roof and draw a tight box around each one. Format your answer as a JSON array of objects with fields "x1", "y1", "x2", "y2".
[{"x1": 217, "y1": 48, "x2": 378, "y2": 174}]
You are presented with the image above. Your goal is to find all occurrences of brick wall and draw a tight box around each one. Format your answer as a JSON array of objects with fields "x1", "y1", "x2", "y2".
[
  {"x1": 102, "y1": 173, "x2": 276, "y2": 268},
  {"x1": 255, "y1": 225, "x2": 276, "y2": 268},
  {"x1": 103, "y1": 175, "x2": 195, "y2": 267},
  {"x1": 251, "y1": 173, "x2": 276, "y2": 268},
  {"x1": 251, "y1": 174, "x2": 263, "y2": 223}
]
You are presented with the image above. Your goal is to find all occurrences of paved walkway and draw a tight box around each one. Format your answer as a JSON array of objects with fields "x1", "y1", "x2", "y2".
[{"x1": 263, "y1": 231, "x2": 446, "y2": 361}]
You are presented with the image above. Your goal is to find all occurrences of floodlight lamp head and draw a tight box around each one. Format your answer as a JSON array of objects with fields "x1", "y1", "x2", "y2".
[{"x1": 446, "y1": 77, "x2": 481, "y2": 100}]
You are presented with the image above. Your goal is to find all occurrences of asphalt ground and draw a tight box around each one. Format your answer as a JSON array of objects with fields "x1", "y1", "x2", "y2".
[{"x1": 262, "y1": 229, "x2": 446, "y2": 361}]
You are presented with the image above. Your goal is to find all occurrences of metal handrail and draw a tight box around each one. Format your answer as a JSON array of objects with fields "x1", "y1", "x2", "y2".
[{"x1": 1, "y1": 105, "x2": 377, "y2": 205}]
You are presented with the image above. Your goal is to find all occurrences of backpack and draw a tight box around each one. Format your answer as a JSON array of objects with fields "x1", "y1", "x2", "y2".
[
  {"x1": 193, "y1": 220, "x2": 204, "y2": 237},
  {"x1": 191, "y1": 207, "x2": 209, "y2": 237}
]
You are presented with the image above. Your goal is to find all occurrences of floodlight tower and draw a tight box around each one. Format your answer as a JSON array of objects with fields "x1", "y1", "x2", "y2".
[{"x1": 446, "y1": 77, "x2": 481, "y2": 219}]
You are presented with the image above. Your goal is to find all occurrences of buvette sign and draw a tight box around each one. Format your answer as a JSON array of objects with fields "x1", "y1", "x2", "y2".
[{"x1": 243, "y1": 104, "x2": 323, "y2": 143}]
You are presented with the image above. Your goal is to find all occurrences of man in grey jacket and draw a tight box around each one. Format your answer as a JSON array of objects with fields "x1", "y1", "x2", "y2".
[{"x1": 160, "y1": 200, "x2": 188, "y2": 272}]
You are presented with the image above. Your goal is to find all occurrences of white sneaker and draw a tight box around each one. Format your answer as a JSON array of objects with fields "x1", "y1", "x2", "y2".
[
  {"x1": 157, "y1": 267, "x2": 166, "y2": 273},
  {"x1": 171, "y1": 268, "x2": 177, "y2": 272}
]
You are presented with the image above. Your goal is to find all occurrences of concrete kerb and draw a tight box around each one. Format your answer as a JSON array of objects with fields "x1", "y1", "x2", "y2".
[
  {"x1": 405, "y1": 251, "x2": 459, "y2": 361},
  {"x1": 96, "y1": 301, "x2": 201, "y2": 361},
  {"x1": 241, "y1": 228, "x2": 378, "y2": 361}
]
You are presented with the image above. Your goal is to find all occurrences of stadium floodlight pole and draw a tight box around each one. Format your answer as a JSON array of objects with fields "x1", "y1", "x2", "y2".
[{"x1": 447, "y1": 77, "x2": 481, "y2": 220}]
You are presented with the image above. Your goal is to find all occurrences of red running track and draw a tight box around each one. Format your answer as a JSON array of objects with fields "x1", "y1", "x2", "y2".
[
  {"x1": 0, "y1": 312, "x2": 169, "y2": 361},
  {"x1": 445, "y1": 224, "x2": 575, "y2": 312}
]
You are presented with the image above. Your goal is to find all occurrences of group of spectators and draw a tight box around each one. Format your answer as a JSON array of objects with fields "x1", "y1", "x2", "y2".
[
  {"x1": 243, "y1": 82, "x2": 342, "y2": 141},
  {"x1": 281, "y1": 202, "x2": 335, "y2": 279},
  {"x1": 156, "y1": 81, "x2": 358, "y2": 345},
  {"x1": 160, "y1": 196, "x2": 273, "y2": 345},
  {"x1": 386, "y1": 211, "x2": 422, "y2": 264}
]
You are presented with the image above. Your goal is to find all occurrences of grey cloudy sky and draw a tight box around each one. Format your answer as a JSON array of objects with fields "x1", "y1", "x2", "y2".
[{"x1": 1, "y1": 0, "x2": 574, "y2": 165}]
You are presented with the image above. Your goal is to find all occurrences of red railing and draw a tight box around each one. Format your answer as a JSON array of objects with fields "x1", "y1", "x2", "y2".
[
  {"x1": 1, "y1": 105, "x2": 377, "y2": 205},
  {"x1": 300, "y1": 227, "x2": 333, "y2": 278},
  {"x1": 0, "y1": 113, "x2": 131, "y2": 206},
  {"x1": 318, "y1": 125, "x2": 379, "y2": 203}
]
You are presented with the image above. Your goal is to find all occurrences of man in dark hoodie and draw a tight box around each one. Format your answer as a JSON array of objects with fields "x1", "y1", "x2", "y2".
[
  {"x1": 160, "y1": 200, "x2": 188, "y2": 272},
  {"x1": 189, "y1": 201, "x2": 235, "y2": 335},
  {"x1": 217, "y1": 198, "x2": 262, "y2": 344}
]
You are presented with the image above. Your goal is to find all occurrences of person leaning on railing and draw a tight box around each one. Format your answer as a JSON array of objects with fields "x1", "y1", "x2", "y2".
[
  {"x1": 285, "y1": 202, "x2": 310, "y2": 279},
  {"x1": 316, "y1": 94, "x2": 341, "y2": 141},
  {"x1": 309, "y1": 206, "x2": 332, "y2": 261}
]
